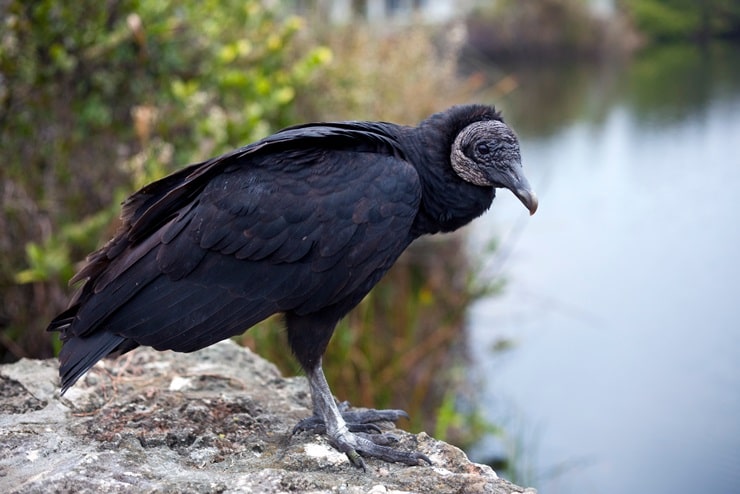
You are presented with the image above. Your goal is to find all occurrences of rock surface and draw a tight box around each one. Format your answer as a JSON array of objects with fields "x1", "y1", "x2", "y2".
[{"x1": 0, "y1": 340, "x2": 535, "y2": 494}]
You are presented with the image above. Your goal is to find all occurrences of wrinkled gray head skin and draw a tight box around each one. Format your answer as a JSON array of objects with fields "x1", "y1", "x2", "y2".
[{"x1": 451, "y1": 120, "x2": 538, "y2": 215}]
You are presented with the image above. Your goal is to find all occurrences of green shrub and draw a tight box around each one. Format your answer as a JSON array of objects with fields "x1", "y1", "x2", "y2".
[{"x1": 1, "y1": 0, "x2": 329, "y2": 360}]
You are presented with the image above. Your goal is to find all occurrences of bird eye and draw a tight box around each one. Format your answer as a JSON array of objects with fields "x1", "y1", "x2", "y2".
[{"x1": 476, "y1": 143, "x2": 490, "y2": 155}]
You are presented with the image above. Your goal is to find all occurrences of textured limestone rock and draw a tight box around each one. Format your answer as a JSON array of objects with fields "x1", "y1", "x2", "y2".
[{"x1": 0, "y1": 340, "x2": 535, "y2": 494}]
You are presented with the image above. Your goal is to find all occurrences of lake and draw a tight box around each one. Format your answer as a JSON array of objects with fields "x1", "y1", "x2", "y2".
[{"x1": 466, "y1": 42, "x2": 740, "y2": 494}]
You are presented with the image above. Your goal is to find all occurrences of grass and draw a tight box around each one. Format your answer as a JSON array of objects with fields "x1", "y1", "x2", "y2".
[{"x1": 294, "y1": 23, "x2": 485, "y2": 123}]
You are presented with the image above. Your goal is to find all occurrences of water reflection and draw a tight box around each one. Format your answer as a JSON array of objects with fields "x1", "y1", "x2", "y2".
[
  {"x1": 468, "y1": 42, "x2": 740, "y2": 494},
  {"x1": 492, "y1": 42, "x2": 740, "y2": 138}
]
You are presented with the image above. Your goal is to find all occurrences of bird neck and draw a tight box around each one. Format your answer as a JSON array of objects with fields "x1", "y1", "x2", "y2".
[{"x1": 403, "y1": 120, "x2": 496, "y2": 238}]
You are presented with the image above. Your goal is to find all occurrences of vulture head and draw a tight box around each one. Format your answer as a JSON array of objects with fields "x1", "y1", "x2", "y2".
[{"x1": 451, "y1": 119, "x2": 538, "y2": 215}]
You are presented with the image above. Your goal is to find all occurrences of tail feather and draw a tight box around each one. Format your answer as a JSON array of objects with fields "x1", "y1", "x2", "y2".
[{"x1": 58, "y1": 331, "x2": 128, "y2": 394}]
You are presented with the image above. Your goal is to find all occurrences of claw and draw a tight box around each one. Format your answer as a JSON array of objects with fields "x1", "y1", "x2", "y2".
[
  {"x1": 344, "y1": 447, "x2": 367, "y2": 471},
  {"x1": 301, "y1": 365, "x2": 431, "y2": 469},
  {"x1": 325, "y1": 428, "x2": 431, "y2": 468},
  {"x1": 293, "y1": 407, "x2": 432, "y2": 468}
]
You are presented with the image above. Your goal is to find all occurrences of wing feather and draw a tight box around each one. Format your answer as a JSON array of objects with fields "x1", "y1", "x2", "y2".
[
  {"x1": 115, "y1": 150, "x2": 420, "y2": 350},
  {"x1": 51, "y1": 124, "x2": 421, "y2": 388}
]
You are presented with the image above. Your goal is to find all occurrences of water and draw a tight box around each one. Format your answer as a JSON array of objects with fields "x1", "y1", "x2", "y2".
[{"x1": 467, "y1": 43, "x2": 740, "y2": 494}]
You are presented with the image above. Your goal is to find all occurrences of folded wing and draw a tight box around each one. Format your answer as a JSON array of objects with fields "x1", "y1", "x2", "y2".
[{"x1": 51, "y1": 129, "x2": 421, "y2": 391}]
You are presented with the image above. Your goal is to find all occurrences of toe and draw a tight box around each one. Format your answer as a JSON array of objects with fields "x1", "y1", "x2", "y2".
[
  {"x1": 292, "y1": 415, "x2": 325, "y2": 435},
  {"x1": 356, "y1": 432, "x2": 399, "y2": 446},
  {"x1": 343, "y1": 408, "x2": 410, "y2": 425},
  {"x1": 330, "y1": 430, "x2": 432, "y2": 468},
  {"x1": 347, "y1": 423, "x2": 382, "y2": 434}
]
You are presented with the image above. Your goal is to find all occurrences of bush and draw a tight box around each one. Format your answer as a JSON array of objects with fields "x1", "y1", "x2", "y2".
[{"x1": 1, "y1": 0, "x2": 329, "y2": 361}]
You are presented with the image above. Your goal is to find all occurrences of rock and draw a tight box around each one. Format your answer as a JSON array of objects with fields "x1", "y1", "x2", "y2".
[{"x1": 0, "y1": 340, "x2": 535, "y2": 494}]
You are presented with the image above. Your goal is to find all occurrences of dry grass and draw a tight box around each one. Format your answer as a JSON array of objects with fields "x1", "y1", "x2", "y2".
[{"x1": 295, "y1": 23, "x2": 485, "y2": 124}]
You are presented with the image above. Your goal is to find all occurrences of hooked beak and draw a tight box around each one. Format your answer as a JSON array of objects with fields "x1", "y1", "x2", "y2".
[
  {"x1": 498, "y1": 166, "x2": 538, "y2": 215},
  {"x1": 513, "y1": 178, "x2": 538, "y2": 215}
]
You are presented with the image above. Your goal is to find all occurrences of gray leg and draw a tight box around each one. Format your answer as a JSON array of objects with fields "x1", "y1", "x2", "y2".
[{"x1": 296, "y1": 361, "x2": 431, "y2": 469}]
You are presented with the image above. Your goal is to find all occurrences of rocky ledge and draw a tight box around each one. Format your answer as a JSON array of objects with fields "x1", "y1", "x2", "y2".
[{"x1": 0, "y1": 340, "x2": 534, "y2": 494}]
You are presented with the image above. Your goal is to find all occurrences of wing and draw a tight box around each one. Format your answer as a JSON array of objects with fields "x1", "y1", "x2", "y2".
[{"x1": 56, "y1": 143, "x2": 421, "y2": 357}]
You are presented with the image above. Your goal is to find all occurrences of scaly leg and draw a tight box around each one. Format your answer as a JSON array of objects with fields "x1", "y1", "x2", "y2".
[{"x1": 295, "y1": 361, "x2": 431, "y2": 469}]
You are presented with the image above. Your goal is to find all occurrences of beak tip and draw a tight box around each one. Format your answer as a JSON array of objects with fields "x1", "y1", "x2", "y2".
[{"x1": 516, "y1": 188, "x2": 538, "y2": 216}]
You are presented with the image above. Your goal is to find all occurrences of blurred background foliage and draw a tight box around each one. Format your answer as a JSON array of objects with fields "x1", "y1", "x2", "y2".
[
  {"x1": 620, "y1": 0, "x2": 740, "y2": 42},
  {"x1": 1, "y1": 0, "x2": 330, "y2": 358},
  {"x1": 466, "y1": 0, "x2": 639, "y2": 61},
  {"x1": 2, "y1": 0, "x2": 738, "y2": 464}
]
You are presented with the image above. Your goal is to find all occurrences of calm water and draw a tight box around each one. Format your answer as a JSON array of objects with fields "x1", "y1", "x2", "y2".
[{"x1": 467, "y1": 43, "x2": 740, "y2": 494}]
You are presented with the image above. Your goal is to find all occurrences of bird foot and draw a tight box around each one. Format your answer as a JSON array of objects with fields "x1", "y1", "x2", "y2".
[
  {"x1": 327, "y1": 426, "x2": 432, "y2": 469},
  {"x1": 293, "y1": 405, "x2": 409, "y2": 435},
  {"x1": 292, "y1": 406, "x2": 431, "y2": 469}
]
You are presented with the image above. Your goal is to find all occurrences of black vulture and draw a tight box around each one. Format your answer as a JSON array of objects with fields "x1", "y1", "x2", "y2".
[{"x1": 48, "y1": 104, "x2": 537, "y2": 468}]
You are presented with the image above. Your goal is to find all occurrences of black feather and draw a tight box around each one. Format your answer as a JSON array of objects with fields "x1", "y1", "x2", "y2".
[{"x1": 49, "y1": 104, "x2": 524, "y2": 394}]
